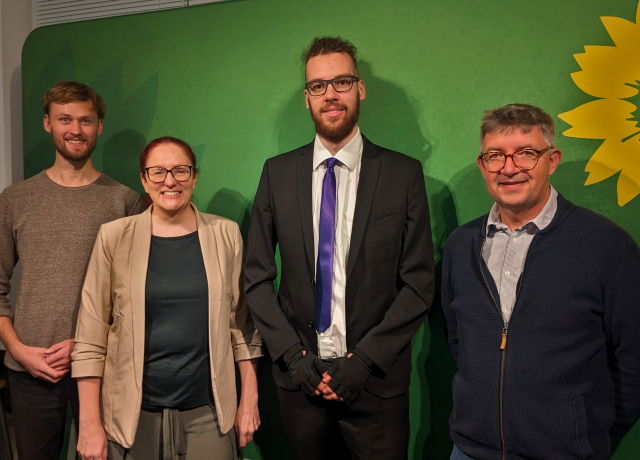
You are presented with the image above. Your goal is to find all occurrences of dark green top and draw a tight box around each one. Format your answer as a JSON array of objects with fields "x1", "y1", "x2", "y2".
[{"x1": 141, "y1": 231, "x2": 212, "y2": 411}]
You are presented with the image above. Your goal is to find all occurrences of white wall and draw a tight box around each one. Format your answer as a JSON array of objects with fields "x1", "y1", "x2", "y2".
[{"x1": 1, "y1": 0, "x2": 33, "y2": 191}]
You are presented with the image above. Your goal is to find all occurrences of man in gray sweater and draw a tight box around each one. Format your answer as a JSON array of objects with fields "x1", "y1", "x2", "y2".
[{"x1": 0, "y1": 81, "x2": 142, "y2": 459}]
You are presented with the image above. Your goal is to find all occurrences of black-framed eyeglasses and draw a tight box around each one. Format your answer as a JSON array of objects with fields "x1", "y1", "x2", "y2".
[
  {"x1": 145, "y1": 165, "x2": 194, "y2": 183},
  {"x1": 305, "y1": 75, "x2": 360, "y2": 96},
  {"x1": 478, "y1": 147, "x2": 552, "y2": 173}
]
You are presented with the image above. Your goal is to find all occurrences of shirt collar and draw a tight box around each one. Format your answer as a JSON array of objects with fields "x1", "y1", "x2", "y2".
[
  {"x1": 486, "y1": 185, "x2": 559, "y2": 233},
  {"x1": 312, "y1": 128, "x2": 363, "y2": 172}
]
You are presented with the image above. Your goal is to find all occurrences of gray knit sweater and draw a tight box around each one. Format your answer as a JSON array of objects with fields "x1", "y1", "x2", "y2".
[{"x1": 0, "y1": 171, "x2": 142, "y2": 372}]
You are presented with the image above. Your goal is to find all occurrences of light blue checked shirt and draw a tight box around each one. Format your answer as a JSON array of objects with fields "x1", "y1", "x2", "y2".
[{"x1": 482, "y1": 186, "x2": 558, "y2": 323}]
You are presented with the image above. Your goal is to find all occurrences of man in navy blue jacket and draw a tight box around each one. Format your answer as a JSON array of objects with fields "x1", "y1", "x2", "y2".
[{"x1": 442, "y1": 103, "x2": 640, "y2": 460}]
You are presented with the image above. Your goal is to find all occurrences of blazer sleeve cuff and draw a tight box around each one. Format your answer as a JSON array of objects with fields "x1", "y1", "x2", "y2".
[
  {"x1": 233, "y1": 344, "x2": 264, "y2": 362},
  {"x1": 71, "y1": 343, "x2": 106, "y2": 378},
  {"x1": 71, "y1": 359, "x2": 106, "y2": 378}
]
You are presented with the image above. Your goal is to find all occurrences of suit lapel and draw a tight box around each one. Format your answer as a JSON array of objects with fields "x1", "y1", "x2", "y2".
[
  {"x1": 296, "y1": 142, "x2": 315, "y2": 277},
  {"x1": 347, "y1": 136, "x2": 381, "y2": 280},
  {"x1": 195, "y1": 205, "x2": 222, "y2": 375},
  {"x1": 130, "y1": 208, "x2": 152, "y2": 384}
]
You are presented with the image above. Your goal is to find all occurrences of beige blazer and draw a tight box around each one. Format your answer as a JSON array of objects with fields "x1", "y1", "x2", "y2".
[{"x1": 71, "y1": 204, "x2": 263, "y2": 448}]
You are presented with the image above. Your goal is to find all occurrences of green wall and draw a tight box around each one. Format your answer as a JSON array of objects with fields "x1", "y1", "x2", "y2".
[{"x1": 21, "y1": 0, "x2": 640, "y2": 458}]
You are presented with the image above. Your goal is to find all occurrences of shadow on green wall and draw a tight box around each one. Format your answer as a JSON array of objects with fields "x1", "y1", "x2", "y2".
[
  {"x1": 23, "y1": 41, "x2": 76, "y2": 178},
  {"x1": 206, "y1": 189, "x2": 294, "y2": 460},
  {"x1": 415, "y1": 184, "x2": 459, "y2": 459},
  {"x1": 23, "y1": 42, "x2": 158, "y2": 189},
  {"x1": 103, "y1": 129, "x2": 147, "y2": 194},
  {"x1": 206, "y1": 189, "x2": 252, "y2": 238},
  {"x1": 360, "y1": 61, "x2": 461, "y2": 459},
  {"x1": 92, "y1": 62, "x2": 159, "y2": 192}
]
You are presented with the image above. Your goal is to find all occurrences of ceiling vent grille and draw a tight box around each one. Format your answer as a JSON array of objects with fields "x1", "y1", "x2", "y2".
[{"x1": 35, "y1": 0, "x2": 230, "y2": 27}]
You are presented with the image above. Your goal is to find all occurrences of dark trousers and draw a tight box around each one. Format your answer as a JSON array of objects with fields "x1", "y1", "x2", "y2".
[
  {"x1": 8, "y1": 370, "x2": 79, "y2": 460},
  {"x1": 277, "y1": 387, "x2": 410, "y2": 460}
]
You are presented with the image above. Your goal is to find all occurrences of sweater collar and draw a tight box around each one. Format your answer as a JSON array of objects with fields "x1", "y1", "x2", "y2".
[
  {"x1": 486, "y1": 185, "x2": 558, "y2": 234},
  {"x1": 479, "y1": 190, "x2": 575, "y2": 239}
]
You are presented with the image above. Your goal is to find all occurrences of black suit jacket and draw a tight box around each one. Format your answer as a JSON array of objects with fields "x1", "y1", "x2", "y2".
[{"x1": 244, "y1": 135, "x2": 435, "y2": 397}]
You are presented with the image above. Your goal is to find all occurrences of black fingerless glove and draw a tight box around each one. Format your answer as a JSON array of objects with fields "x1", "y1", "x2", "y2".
[
  {"x1": 282, "y1": 343, "x2": 326, "y2": 396},
  {"x1": 326, "y1": 348, "x2": 374, "y2": 403}
]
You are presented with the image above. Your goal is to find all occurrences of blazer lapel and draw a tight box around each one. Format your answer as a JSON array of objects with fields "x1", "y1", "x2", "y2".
[
  {"x1": 195, "y1": 205, "x2": 222, "y2": 376},
  {"x1": 130, "y1": 207, "x2": 152, "y2": 384},
  {"x1": 347, "y1": 136, "x2": 381, "y2": 280},
  {"x1": 296, "y1": 143, "x2": 315, "y2": 277}
]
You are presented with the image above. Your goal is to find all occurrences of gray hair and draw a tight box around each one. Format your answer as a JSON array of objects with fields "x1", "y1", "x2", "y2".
[{"x1": 480, "y1": 103, "x2": 555, "y2": 150}]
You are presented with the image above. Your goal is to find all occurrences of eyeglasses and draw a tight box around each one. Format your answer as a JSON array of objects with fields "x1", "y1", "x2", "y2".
[
  {"x1": 305, "y1": 75, "x2": 360, "y2": 96},
  {"x1": 145, "y1": 165, "x2": 194, "y2": 183},
  {"x1": 478, "y1": 147, "x2": 552, "y2": 172}
]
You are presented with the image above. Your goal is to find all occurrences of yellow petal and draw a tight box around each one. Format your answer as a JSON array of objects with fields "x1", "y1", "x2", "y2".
[
  {"x1": 583, "y1": 134, "x2": 640, "y2": 207},
  {"x1": 584, "y1": 139, "x2": 625, "y2": 184},
  {"x1": 616, "y1": 134, "x2": 640, "y2": 206},
  {"x1": 562, "y1": 3, "x2": 640, "y2": 206},
  {"x1": 570, "y1": 11, "x2": 640, "y2": 100},
  {"x1": 559, "y1": 99, "x2": 639, "y2": 140},
  {"x1": 618, "y1": 169, "x2": 640, "y2": 206},
  {"x1": 601, "y1": 16, "x2": 640, "y2": 48},
  {"x1": 572, "y1": 46, "x2": 640, "y2": 98}
]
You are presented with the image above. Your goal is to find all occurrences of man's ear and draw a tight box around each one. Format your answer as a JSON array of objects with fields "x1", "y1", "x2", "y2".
[
  {"x1": 43, "y1": 114, "x2": 52, "y2": 133},
  {"x1": 477, "y1": 156, "x2": 485, "y2": 172},
  {"x1": 548, "y1": 149, "x2": 562, "y2": 176},
  {"x1": 358, "y1": 79, "x2": 366, "y2": 101},
  {"x1": 97, "y1": 119, "x2": 103, "y2": 136},
  {"x1": 477, "y1": 155, "x2": 491, "y2": 182},
  {"x1": 305, "y1": 89, "x2": 310, "y2": 109}
]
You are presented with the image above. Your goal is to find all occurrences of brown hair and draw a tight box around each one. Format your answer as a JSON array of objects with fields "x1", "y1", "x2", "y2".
[
  {"x1": 41, "y1": 81, "x2": 107, "y2": 120},
  {"x1": 139, "y1": 136, "x2": 199, "y2": 208},
  {"x1": 301, "y1": 36, "x2": 359, "y2": 73},
  {"x1": 480, "y1": 103, "x2": 555, "y2": 149}
]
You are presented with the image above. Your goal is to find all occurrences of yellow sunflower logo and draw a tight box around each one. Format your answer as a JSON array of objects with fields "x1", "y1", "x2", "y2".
[{"x1": 558, "y1": 1, "x2": 640, "y2": 206}]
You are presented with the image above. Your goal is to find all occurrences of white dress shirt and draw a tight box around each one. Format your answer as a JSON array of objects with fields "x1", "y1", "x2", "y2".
[{"x1": 312, "y1": 129, "x2": 363, "y2": 359}]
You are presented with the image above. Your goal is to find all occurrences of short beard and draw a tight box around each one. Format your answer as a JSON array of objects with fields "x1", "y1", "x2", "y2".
[
  {"x1": 52, "y1": 134, "x2": 97, "y2": 162},
  {"x1": 310, "y1": 98, "x2": 360, "y2": 145}
]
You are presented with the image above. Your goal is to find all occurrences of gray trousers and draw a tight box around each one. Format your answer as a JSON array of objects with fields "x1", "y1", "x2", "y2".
[{"x1": 108, "y1": 404, "x2": 238, "y2": 460}]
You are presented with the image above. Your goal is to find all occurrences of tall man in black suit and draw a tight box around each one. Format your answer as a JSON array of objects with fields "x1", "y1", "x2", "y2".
[{"x1": 244, "y1": 37, "x2": 434, "y2": 460}]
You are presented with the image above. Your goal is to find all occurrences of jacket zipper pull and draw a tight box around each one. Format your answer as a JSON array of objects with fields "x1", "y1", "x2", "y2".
[{"x1": 500, "y1": 324, "x2": 508, "y2": 350}]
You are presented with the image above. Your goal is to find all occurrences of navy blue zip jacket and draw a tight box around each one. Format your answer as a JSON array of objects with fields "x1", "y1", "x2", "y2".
[{"x1": 442, "y1": 193, "x2": 640, "y2": 460}]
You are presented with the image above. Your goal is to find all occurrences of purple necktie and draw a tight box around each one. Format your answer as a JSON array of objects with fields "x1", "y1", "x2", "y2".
[{"x1": 316, "y1": 157, "x2": 339, "y2": 333}]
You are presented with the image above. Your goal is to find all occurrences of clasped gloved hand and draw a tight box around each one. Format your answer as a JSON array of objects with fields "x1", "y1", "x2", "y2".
[
  {"x1": 326, "y1": 349, "x2": 374, "y2": 403},
  {"x1": 282, "y1": 343, "x2": 330, "y2": 396}
]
